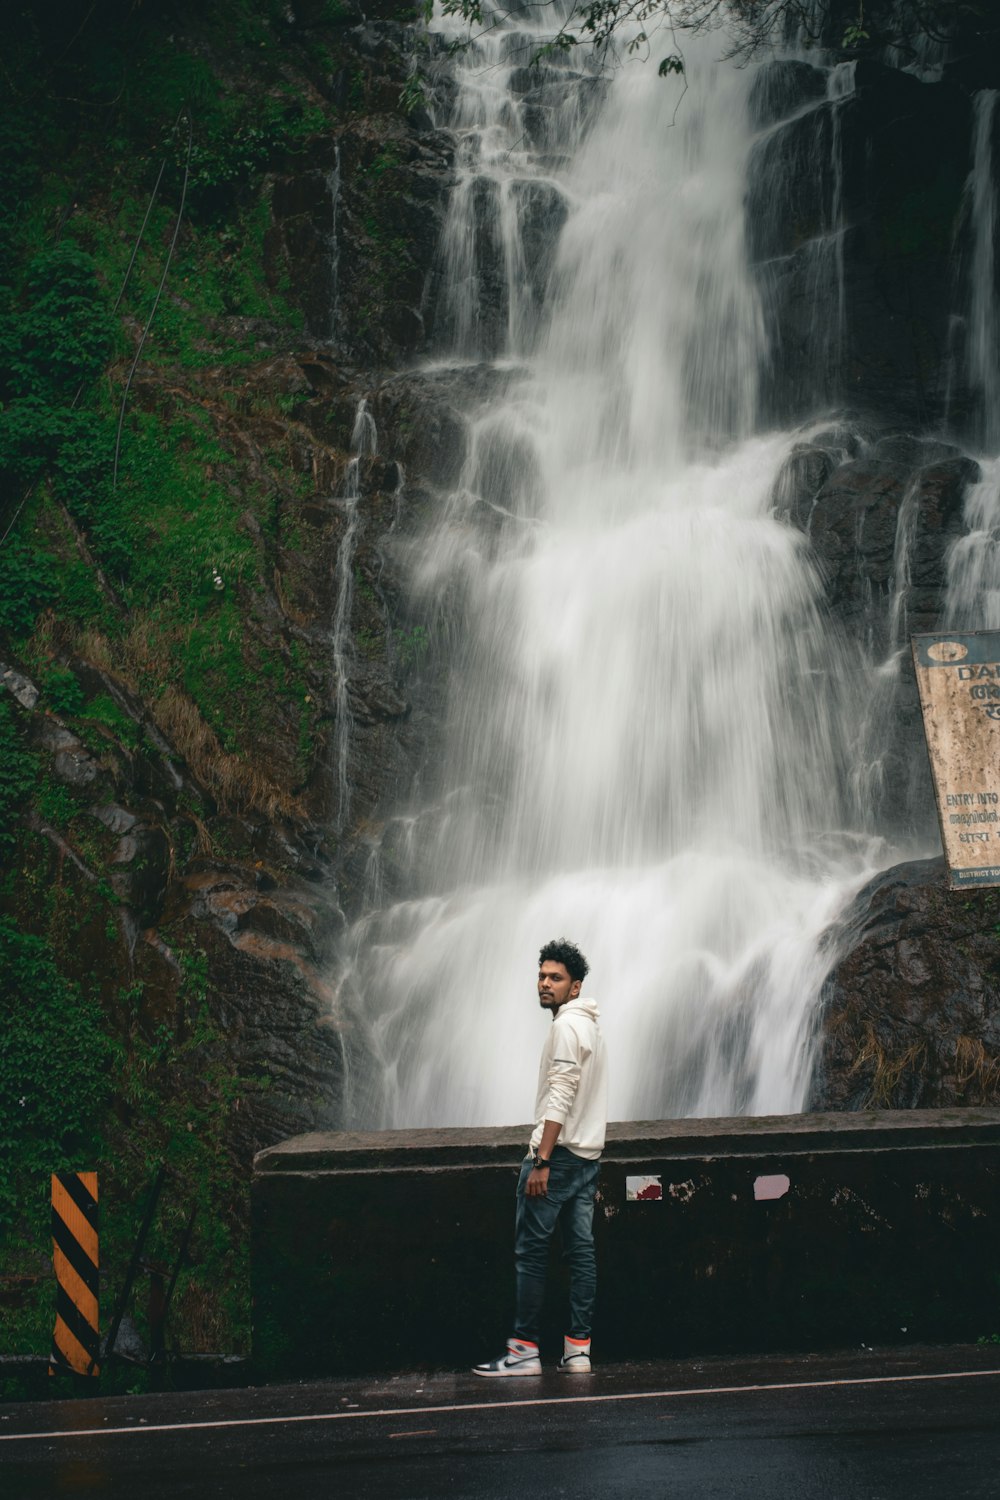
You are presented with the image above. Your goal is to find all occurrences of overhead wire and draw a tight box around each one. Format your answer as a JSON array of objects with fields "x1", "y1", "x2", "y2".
[{"x1": 113, "y1": 111, "x2": 193, "y2": 490}]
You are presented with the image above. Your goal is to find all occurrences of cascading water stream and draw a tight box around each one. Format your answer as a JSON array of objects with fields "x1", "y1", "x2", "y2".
[
  {"x1": 327, "y1": 144, "x2": 342, "y2": 338},
  {"x1": 826, "y1": 61, "x2": 856, "y2": 379},
  {"x1": 338, "y1": 16, "x2": 889, "y2": 1130},
  {"x1": 967, "y1": 90, "x2": 1000, "y2": 453},
  {"x1": 944, "y1": 92, "x2": 1000, "y2": 631},
  {"x1": 332, "y1": 399, "x2": 377, "y2": 831}
]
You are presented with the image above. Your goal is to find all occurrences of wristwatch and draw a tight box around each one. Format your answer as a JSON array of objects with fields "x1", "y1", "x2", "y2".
[{"x1": 531, "y1": 1152, "x2": 551, "y2": 1169}]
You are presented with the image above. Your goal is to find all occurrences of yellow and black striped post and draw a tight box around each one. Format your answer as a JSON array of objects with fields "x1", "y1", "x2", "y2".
[{"x1": 49, "y1": 1172, "x2": 100, "y2": 1378}]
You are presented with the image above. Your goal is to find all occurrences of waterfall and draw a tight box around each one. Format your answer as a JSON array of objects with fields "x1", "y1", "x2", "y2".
[
  {"x1": 967, "y1": 91, "x2": 1000, "y2": 454},
  {"x1": 943, "y1": 95, "x2": 1000, "y2": 634},
  {"x1": 332, "y1": 399, "x2": 377, "y2": 831},
  {"x1": 748, "y1": 53, "x2": 855, "y2": 415},
  {"x1": 945, "y1": 458, "x2": 1000, "y2": 629},
  {"x1": 826, "y1": 61, "x2": 855, "y2": 378},
  {"x1": 887, "y1": 476, "x2": 921, "y2": 651},
  {"x1": 327, "y1": 144, "x2": 341, "y2": 339},
  {"x1": 339, "y1": 16, "x2": 885, "y2": 1130}
]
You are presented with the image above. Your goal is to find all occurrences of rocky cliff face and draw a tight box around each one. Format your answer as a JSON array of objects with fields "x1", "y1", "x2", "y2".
[
  {"x1": 753, "y1": 12, "x2": 1000, "y2": 1109},
  {"x1": 750, "y1": 54, "x2": 977, "y2": 432},
  {"x1": 1, "y1": 0, "x2": 464, "y2": 1158},
  {"x1": 0, "y1": 0, "x2": 470, "y2": 1356}
]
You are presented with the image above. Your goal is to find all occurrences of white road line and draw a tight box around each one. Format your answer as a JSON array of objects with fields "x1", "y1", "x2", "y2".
[{"x1": 2, "y1": 1367, "x2": 999, "y2": 1444}]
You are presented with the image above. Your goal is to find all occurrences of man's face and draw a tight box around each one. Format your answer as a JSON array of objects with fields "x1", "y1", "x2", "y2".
[{"x1": 538, "y1": 960, "x2": 581, "y2": 1013}]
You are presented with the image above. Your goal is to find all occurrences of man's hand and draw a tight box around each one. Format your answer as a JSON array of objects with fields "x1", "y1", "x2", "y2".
[{"x1": 525, "y1": 1165, "x2": 550, "y2": 1197}]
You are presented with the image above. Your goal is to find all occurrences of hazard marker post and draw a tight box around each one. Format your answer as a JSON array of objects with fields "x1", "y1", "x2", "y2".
[{"x1": 49, "y1": 1172, "x2": 100, "y2": 1378}]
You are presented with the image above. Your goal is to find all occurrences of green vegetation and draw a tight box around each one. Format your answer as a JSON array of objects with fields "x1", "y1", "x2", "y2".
[
  {"x1": 394, "y1": 623, "x2": 430, "y2": 674},
  {"x1": 0, "y1": 904, "x2": 257, "y2": 1383},
  {"x1": 0, "y1": 920, "x2": 112, "y2": 1232},
  {"x1": 0, "y1": 0, "x2": 334, "y2": 799},
  {"x1": 0, "y1": 701, "x2": 37, "y2": 858},
  {"x1": 0, "y1": 0, "x2": 355, "y2": 1369},
  {"x1": 0, "y1": 737, "x2": 265, "y2": 1375}
]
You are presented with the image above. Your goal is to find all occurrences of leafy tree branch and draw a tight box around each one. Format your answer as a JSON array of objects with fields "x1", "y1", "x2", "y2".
[{"x1": 431, "y1": 0, "x2": 995, "y2": 74}]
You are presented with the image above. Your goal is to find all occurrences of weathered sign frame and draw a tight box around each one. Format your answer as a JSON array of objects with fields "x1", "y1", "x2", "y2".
[{"x1": 912, "y1": 630, "x2": 1000, "y2": 890}]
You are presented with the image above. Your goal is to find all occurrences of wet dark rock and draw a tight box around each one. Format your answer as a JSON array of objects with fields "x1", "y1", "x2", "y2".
[
  {"x1": 514, "y1": 179, "x2": 568, "y2": 319},
  {"x1": 747, "y1": 98, "x2": 833, "y2": 262},
  {"x1": 349, "y1": 676, "x2": 410, "y2": 724},
  {"x1": 872, "y1": 434, "x2": 961, "y2": 468},
  {"x1": 748, "y1": 59, "x2": 827, "y2": 130},
  {"x1": 330, "y1": 127, "x2": 454, "y2": 362},
  {"x1": 515, "y1": 71, "x2": 607, "y2": 157},
  {"x1": 109, "y1": 824, "x2": 171, "y2": 928},
  {"x1": 772, "y1": 446, "x2": 837, "y2": 530},
  {"x1": 810, "y1": 459, "x2": 904, "y2": 627},
  {"x1": 370, "y1": 364, "x2": 519, "y2": 492},
  {"x1": 799, "y1": 447, "x2": 978, "y2": 644},
  {"x1": 811, "y1": 858, "x2": 1000, "y2": 1110},
  {"x1": 184, "y1": 868, "x2": 323, "y2": 955},
  {"x1": 295, "y1": 352, "x2": 343, "y2": 395},
  {"x1": 753, "y1": 57, "x2": 973, "y2": 428},
  {"x1": 773, "y1": 431, "x2": 979, "y2": 839},
  {"x1": 180, "y1": 914, "x2": 346, "y2": 1157},
  {"x1": 269, "y1": 166, "x2": 339, "y2": 340},
  {"x1": 263, "y1": 44, "x2": 454, "y2": 359}
]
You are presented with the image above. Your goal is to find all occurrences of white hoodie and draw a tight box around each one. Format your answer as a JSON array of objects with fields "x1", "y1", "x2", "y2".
[{"x1": 528, "y1": 997, "x2": 608, "y2": 1161}]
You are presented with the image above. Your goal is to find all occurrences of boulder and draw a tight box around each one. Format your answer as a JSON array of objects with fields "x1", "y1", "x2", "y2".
[{"x1": 811, "y1": 857, "x2": 1000, "y2": 1110}]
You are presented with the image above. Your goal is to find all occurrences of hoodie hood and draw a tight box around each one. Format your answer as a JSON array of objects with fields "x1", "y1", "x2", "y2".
[{"x1": 558, "y1": 997, "x2": 600, "y2": 1022}]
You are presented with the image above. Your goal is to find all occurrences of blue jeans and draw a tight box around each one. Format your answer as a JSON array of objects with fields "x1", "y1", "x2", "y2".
[{"x1": 514, "y1": 1146, "x2": 600, "y2": 1343}]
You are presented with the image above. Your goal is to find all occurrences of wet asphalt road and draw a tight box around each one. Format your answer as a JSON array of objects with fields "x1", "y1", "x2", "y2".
[{"x1": 2, "y1": 1344, "x2": 999, "y2": 1499}]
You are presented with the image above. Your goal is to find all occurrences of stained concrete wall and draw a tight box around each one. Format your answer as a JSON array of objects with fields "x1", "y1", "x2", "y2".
[{"x1": 251, "y1": 1109, "x2": 1000, "y2": 1378}]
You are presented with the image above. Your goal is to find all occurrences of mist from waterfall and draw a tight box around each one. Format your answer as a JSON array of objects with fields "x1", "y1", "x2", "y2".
[{"x1": 338, "y1": 14, "x2": 891, "y2": 1130}]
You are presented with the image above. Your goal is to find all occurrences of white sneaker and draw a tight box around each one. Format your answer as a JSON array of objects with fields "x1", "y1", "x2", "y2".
[
  {"x1": 557, "y1": 1335, "x2": 592, "y2": 1373},
  {"x1": 472, "y1": 1338, "x2": 542, "y2": 1376}
]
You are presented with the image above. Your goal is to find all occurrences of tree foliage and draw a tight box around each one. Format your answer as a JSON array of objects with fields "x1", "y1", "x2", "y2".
[{"x1": 437, "y1": 0, "x2": 997, "y2": 73}]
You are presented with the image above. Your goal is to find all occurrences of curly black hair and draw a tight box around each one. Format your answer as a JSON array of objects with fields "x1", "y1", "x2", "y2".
[{"x1": 538, "y1": 938, "x2": 590, "y2": 984}]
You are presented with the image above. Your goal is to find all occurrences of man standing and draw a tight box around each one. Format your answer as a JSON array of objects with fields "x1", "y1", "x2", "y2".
[{"x1": 474, "y1": 938, "x2": 608, "y2": 1376}]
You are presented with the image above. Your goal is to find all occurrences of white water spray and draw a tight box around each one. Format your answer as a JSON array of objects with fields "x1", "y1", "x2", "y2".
[
  {"x1": 967, "y1": 91, "x2": 1000, "y2": 453},
  {"x1": 332, "y1": 399, "x2": 377, "y2": 830},
  {"x1": 327, "y1": 144, "x2": 342, "y2": 336},
  {"x1": 340, "y1": 17, "x2": 886, "y2": 1130},
  {"x1": 944, "y1": 94, "x2": 1000, "y2": 631}
]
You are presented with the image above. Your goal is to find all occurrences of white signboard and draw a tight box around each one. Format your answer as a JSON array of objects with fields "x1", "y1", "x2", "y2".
[{"x1": 912, "y1": 630, "x2": 1000, "y2": 889}]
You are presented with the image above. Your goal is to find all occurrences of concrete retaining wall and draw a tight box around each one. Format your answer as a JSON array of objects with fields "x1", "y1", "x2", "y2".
[{"x1": 251, "y1": 1109, "x2": 1000, "y2": 1378}]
